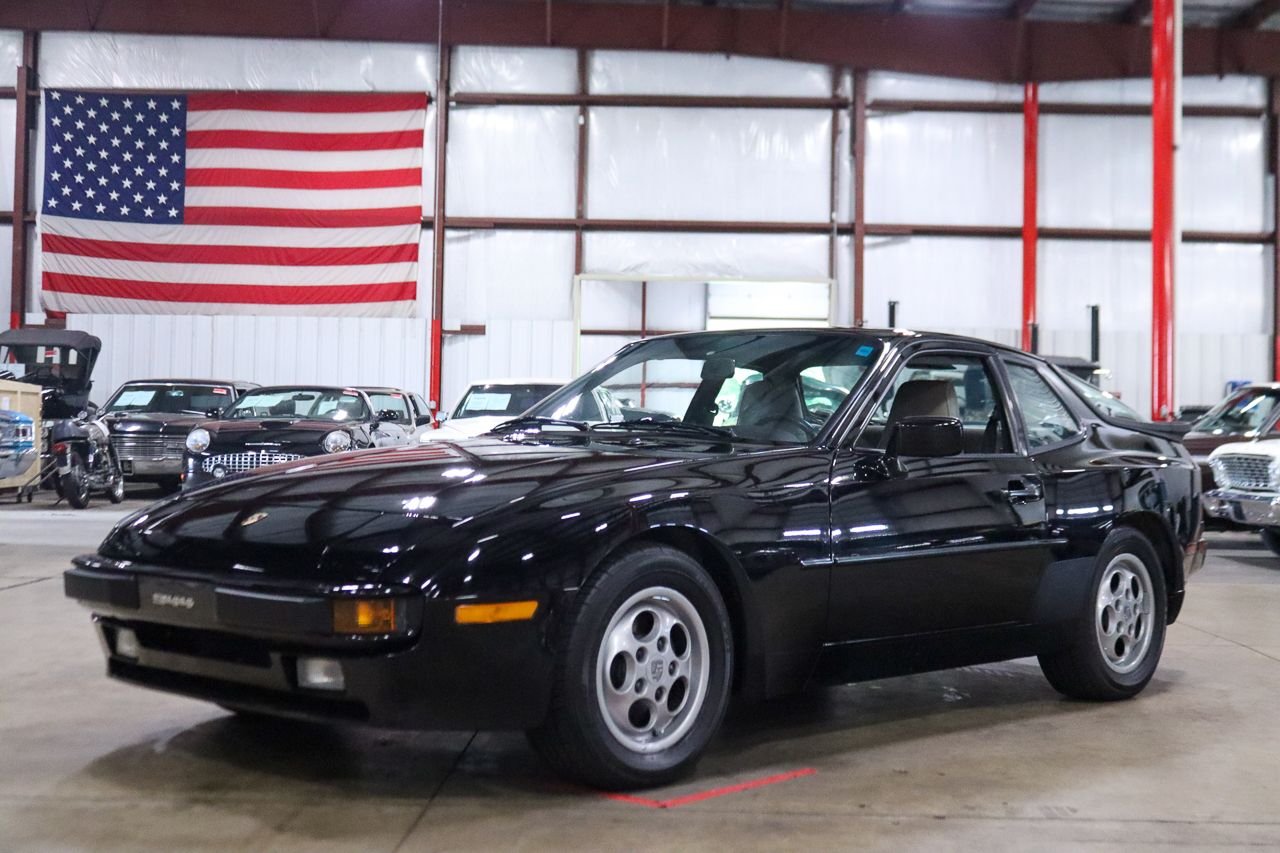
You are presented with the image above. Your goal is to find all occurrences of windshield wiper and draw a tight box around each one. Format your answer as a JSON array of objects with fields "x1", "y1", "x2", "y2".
[
  {"x1": 590, "y1": 420, "x2": 736, "y2": 440},
  {"x1": 490, "y1": 415, "x2": 588, "y2": 433}
]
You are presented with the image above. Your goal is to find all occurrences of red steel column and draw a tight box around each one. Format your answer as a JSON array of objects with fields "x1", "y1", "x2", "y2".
[
  {"x1": 1151, "y1": 0, "x2": 1177, "y2": 420},
  {"x1": 1021, "y1": 82, "x2": 1038, "y2": 352}
]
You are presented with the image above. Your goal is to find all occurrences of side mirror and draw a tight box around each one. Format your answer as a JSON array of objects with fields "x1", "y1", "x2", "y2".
[
  {"x1": 436, "y1": 411, "x2": 450, "y2": 423},
  {"x1": 888, "y1": 416, "x2": 964, "y2": 458}
]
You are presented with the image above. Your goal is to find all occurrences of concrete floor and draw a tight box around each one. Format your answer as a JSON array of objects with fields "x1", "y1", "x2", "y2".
[{"x1": 2, "y1": 485, "x2": 1278, "y2": 851}]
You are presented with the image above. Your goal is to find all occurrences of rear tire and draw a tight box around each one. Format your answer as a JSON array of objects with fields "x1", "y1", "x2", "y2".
[
  {"x1": 527, "y1": 544, "x2": 733, "y2": 790},
  {"x1": 1039, "y1": 528, "x2": 1167, "y2": 701},
  {"x1": 1260, "y1": 527, "x2": 1280, "y2": 557},
  {"x1": 60, "y1": 454, "x2": 91, "y2": 509}
]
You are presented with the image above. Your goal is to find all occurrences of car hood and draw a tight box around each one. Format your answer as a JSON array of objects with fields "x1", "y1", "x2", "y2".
[
  {"x1": 202, "y1": 418, "x2": 358, "y2": 447},
  {"x1": 97, "y1": 436, "x2": 722, "y2": 587},
  {"x1": 104, "y1": 412, "x2": 208, "y2": 435},
  {"x1": 422, "y1": 416, "x2": 508, "y2": 440},
  {"x1": 1209, "y1": 438, "x2": 1280, "y2": 460}
]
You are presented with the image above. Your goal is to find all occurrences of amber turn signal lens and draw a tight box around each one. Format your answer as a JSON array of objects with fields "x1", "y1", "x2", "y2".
[
  {"x1": 332, "y1": 598, "x2": 396, "y2": 634},
  {"x1": 455, "y1": 600, "x2": 539, "y2": 624}
]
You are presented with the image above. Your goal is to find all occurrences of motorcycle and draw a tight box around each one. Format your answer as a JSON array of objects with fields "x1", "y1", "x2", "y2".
[{"x1": 50, "y1": 412, "x2": 125, "y2": 508}]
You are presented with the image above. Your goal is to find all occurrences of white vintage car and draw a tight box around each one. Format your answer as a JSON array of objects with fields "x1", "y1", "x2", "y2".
[
  {"x1": 1205, "y1": 438, "x2": 1280, "y2": 554},
  {"x1": 421, "y1": 379, "x2": 568, "y2": 441}
]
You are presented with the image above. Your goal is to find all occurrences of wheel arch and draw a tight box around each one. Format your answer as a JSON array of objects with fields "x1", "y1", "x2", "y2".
[
  {"x1": 1113, "y1": 510, "x2": 1184, "y2": 623},
  {"x1": 589, "y1": 524, "x2": 763, "y2": 699}
]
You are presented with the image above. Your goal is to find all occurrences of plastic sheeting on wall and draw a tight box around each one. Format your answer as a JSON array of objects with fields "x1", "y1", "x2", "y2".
[
  {"x1": 0, "y1": 224, "x2": 10, "y2": 323},
  {"x1": 69, "y1": 314, "x2": 432, "y2": 404},
  {"x1": 443, "y1": 230, "x2": 576, "y2": 326},
  {"x1": 584, "y1": 231, "x2": 830, "y2": 281},
  {"x1": 39, "y1": 33, "x2": 436, "y2": 91},
  {"x1": 0, "y1": 100, "x2": 13, "y2": 209},
  {"x1": 862, "y1": 236, "x2": 1021, "y2": 330},
  {"x1": 442, "y1": 318, "x2": 576, "y2": 407},
  {"x1": 868, "y1": 72, "x2": 1021, "y2": 104},
  {"x1": 1039, "y1": 115, "x2": 1265, "y2": 231},
  {"x1": 588, "y1": 108, "x2": 832, "y2": 221},
  {"x1": 580, "y1": 279, "x2": 706, "y2": 333},
  {"x1": 446, "y1": 106, "x2": 577, "y2": 218},
  {"x1": 590, "y1": 51, "x2": 831, "y2": 97},
  {"x1": 1040, "y1": 76, "x2": 1266, "y2": 107},
  {"x1": 0, "y1": 30, "x2": 20, "y2": 86},
  {"x1": 867, "y1": 111, "x2": 1021, "y2": 226},
  {"x1": 451, "y1": 46, "x2": 577, "y2": 94}
]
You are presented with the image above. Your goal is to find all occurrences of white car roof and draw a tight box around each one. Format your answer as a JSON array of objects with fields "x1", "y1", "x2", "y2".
[{"x1": 467, "y1": 378, "x2": 567, "y2": 387}]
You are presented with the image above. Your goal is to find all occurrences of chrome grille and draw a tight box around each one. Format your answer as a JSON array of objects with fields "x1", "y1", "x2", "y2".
[
  {"x1": 111, "y1": 434, "x2": 186, "y2": 459},
  {"x1": 202, "y1": 451, "x2": 305, "y2": 474},
  {"x1": 1213, "y1": 454, "x2": 1275, "y2": 492}
]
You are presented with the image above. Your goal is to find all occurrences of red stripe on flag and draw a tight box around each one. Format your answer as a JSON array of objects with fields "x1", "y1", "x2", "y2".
[
  {"x1": 43, "y1": 274, "x2": 415, "y2": 306},
  {"x1": 187, "y1": 92, "x2": 428, "y2": 113},
  {"x1": 186, "y1": 129, "x2": 424, "y2": 151},
  {"x1": 185, "y1": 167, "x2": 422, "y2": 190},
  {"x1": 184, "y1": 206, "x2": 422, "y2": 227},
  {"x1": 42, "y1": 233, "x2": 418, "y2": 267}
]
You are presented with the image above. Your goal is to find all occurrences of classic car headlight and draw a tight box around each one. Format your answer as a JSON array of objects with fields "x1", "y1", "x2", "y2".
[
  {"x1": 186, "y1": 428, "x2": 211, "y2": 454},
  {"x1": 322, "y1": 430, "x2": 352, "y2": 454}
]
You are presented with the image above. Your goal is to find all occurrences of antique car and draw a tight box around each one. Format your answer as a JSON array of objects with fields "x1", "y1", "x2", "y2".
[
  {"x1": 426, "y1": 378, "x2": 566, "y2": 440},
  {"x1": 180, "y1": 385, "x2": 426, "y2": 489},
  {"x1": 1182, "y1": 383, "x2": 1280, "y2": 491},
  {"x1": 64, "y1": 329, "x2": 1204, "y2": 789},
  {"x1": 1203, "y1": 438, "x2": 1280, "y2": 553},
  {"x1": 102, "y1": 379, "x2": 258, "y2": 492}
]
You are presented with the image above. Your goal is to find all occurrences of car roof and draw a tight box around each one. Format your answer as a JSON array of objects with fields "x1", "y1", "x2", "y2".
[
  {"x1": 469, "y1": 378, "x2": 567, "y2": 386},
  {"x1": 638, "y1": 327, "x2": 1032, "y2": 357},
  {"x1": 120, "y1": 379, "x2": 257, "y2": 387}
]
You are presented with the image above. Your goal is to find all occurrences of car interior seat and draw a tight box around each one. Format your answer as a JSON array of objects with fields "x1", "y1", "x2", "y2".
[{"x1": 735, "y1": 374, "x2": 810, "y2": 442}]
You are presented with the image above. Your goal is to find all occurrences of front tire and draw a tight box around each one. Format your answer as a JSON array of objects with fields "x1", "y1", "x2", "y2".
[
  {"x1": 1260, "y1": 527, "x2": 1280, "y2": 557},
  {"x1": 60, "y1": 454, "x2": 91, "y2": 509},
  {"x1": 1039, "y1": 528, "x2": 1167, "y2": 700},
  {"x1": 528, "y1": 544, "x2": 733, "y2": 789}
]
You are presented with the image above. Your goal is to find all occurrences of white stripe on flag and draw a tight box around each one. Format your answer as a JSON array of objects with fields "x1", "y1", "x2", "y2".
[
  {"x1": 43, "y1": 254, "x2": 418, "y2": 286},
  {"x1": 185, "y1": 185, "x2": 423, "y2": 210},
  {"x1": 42, "y1": 215, "x2": 419, "y2": 248},
  {"x1": 42, "y1": 292, "x2": 417, "y2": 318},
  {"x1": 186, "y1": 147, "x2": 423, "y2": 171},
  {"x1": 188, "y1": 109, "x2": 427, "y2": 134}
]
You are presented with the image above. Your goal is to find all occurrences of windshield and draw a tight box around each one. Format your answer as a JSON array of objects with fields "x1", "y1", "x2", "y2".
[
  {"x1": 455, "y1": 384, "x2": 562, "y2": 418},
  {"x1": 104, "y1": 383, "x2": 235, "y2": 415},
  {"x1": 0, "y1": 344, "x2": 89, "y2": 389},
  {"x1": 1192, "y1": 388, "x2": 1280, "y2": 435},
  {"x1": 525, "y1": 331, "x2": 883, "y2": 445},
  {"x1": 1057, "y1": 371, "x2": 1145, "y2": 422},
  {"x1": 225, "y1": 388, "x2": 369, "y2": 422}
]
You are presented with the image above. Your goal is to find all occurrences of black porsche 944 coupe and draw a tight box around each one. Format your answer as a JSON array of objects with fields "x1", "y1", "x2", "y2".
[{"x1": 65, "y1": 329, "x2": 1205, "y2": 789}]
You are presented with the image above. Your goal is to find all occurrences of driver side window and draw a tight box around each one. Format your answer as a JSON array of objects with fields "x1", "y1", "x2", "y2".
[{"x1": 855, "y1": 353, "x2": 1012, "y2": 454}]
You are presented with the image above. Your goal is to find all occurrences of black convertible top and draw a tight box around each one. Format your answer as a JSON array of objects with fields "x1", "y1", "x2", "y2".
[{"x1": 0, "y1": 328, "x2": 102, "y2": 352}]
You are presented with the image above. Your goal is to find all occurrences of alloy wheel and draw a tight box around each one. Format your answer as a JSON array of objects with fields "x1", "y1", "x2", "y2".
[{"x1": 1094, "y1": 553, "x2": 1155, "y2": 674}]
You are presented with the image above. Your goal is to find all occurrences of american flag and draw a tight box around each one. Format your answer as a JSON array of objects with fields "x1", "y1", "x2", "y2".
[{"x1": 39, "y1": 90, "x2": 427, "y2": 316}]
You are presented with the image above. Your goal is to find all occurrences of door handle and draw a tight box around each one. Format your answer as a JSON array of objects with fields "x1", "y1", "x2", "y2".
[{"x1": 1002, "y1": 479, "x2": 1043, "y2": 504}]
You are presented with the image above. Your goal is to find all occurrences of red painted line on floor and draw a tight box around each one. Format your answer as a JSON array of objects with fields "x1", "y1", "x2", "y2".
[{"x1": 602, "y1": 767, "x2": 817, "y2": 809}]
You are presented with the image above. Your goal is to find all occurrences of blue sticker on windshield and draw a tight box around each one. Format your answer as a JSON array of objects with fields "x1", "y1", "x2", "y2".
[{"x1": 855, "y1": 345, "x2": 874, "y2": 357}]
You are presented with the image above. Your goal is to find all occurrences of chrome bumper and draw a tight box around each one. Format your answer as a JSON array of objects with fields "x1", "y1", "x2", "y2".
[{"x1": 1204, "y1": 489, "x2": 1280, "y2": 528}]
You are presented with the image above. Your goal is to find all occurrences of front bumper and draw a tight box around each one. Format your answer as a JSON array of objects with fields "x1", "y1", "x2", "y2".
[
  {"x1": 1203, "y1": 488, "x2": 1280, "y2": 529},
  {"x1": 64, "y1": 559, "x2": 555, "y2": 730},
  {"x1": 120, "y1": 456, "x2": 183, "y2": 477}
]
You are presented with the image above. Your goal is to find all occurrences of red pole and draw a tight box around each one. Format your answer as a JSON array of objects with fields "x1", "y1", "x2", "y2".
[
  {"x1": 1151, "y1": 0, "x2": 1176, "y2": 420},
  {"x1": 1021, "y1": 82, "x2": 1038, "y2": 352}
]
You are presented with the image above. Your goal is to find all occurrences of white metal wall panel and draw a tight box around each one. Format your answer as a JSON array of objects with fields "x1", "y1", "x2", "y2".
[
  {"x1": 1179, "y1": 118, "x2": 1266, "y2": 232},
  {"x1": 707, "y1": 281, "x2": 829, "y2": 322},
  {"x1": 584, "y1": 232, "x2": 830, "y2": 280},
  {"x1": 443, "y1": 229, "x2": 575, "y2": 326},
  {"x1": 69, "y1": 314, "x2": 432, "y2": 404},
  {"x1": 867, "y1": 72, "x2": 1021, "y2": 103},
  {"x1": 39, "y1": 33, "x2": 437, "y2": 91},
  {"x1": 0, "y1": 225, "x2": 10, "y2": 323},
  {"x1": 867, "y1": 111, "x2": 1021, "y2": 226},
  {"x1": 862, "y1": 236, "x2": 1021, "y2": 330},
  {"x1": 446, "y1": 106, "x2": 577, "y2": 217},
  {"x1": 441, "y1": 319, "x2": 576, "y2": 408},
  {"x1": 1178, "y1": 243, "x2": 1268, "y2": 334},
  {"x1": 580, "y1": 280, "x2": 706, "y2": 333},
  {"x1": 451, "y1": 46, "x2": 577, "y2": 94},
  {"x1": 587, "y1": 107, "x2": 832, "y2": 221},
  {"x1": 590, "y1": 51, "x2": 831, "y2": 97}
]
